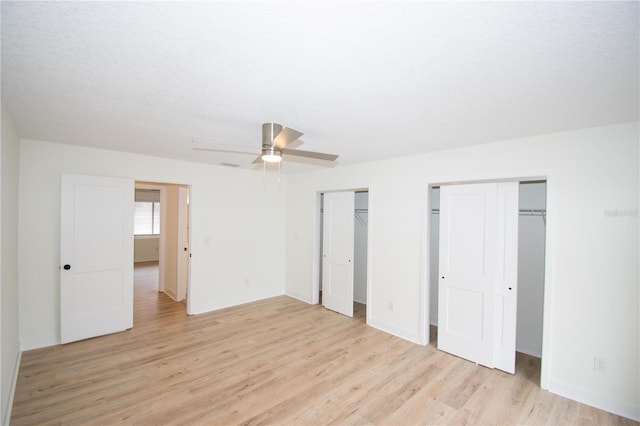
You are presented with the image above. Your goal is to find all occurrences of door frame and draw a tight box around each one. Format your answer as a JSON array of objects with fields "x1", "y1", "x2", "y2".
[
  {"x1": 422, "y1": 173, "x2": 552, "y2": 390},
  {"x1": 312, "y1": 187, "x2": 371, "y2": 321},
  {"x1": 135, "y1": 179, "x2": 193, "y2": 314}
]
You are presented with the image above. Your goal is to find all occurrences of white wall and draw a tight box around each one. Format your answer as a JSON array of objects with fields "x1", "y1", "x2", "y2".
[
  {"x1": 285, "y1": 122, "x2": 639, "y2": 420},
  {"x1": 133, "y1": 187, "x2": 160, "y2": 262},
  {"x1": 1, "y1": 105, "x2": 21, "y2": 425},
  {"x1": 134, "y1": 237, "x2": 159, "y2": 262},
  {"x1": 354, "y1": 192, "x2": 368, "y2": 304},
  {"x1": 18, "y1": 139, "x2": 287, "y2": 350},
  {"x1": 429, "y1": 187, "x2": 439, "y2": 327},
  {"x1": 517, "y1": 182, "x2": 546, "y2": 357}
]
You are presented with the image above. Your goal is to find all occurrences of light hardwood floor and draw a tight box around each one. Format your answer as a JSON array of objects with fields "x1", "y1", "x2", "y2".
[{"x1": 11, "y1": 262, "x2": 636, "y2": 425}]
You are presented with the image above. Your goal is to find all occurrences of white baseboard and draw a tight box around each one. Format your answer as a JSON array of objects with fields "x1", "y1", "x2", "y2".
[
  {"x1": 354, "y1": 295, "x2": 367, "y2": 305},
  {"x1": 190, "y1": 290, "x2": 285, "y2": 315},
  {"x1": 3, "y1": 349, "x2": 21, "y2": 426},
  {"x1": 134, "y1": 255, "x2": 159, "y2": 263},
  {"x1": 285, "y1": 290, "x2": 313, "y2": 304},
  {"x1": 367, "y1": 317, "x2": 421, "y2": 345},
  {"x1": 548, "y1": 379, "x2": 640, "y2": 422},
  {"x1": 20, "y1": 334, "x2": 59, "y2": 351},
  {"x1": 516, "y1": 340, "x2": 542, "y2": 358},
  {"x1": 163, "y1": 288, "x2": 178, "y2": 302}
]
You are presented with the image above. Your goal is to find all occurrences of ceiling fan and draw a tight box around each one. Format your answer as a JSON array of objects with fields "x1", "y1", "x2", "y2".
[{"x1": 193, "y1": 123, "x2": 339, "y2": 166}]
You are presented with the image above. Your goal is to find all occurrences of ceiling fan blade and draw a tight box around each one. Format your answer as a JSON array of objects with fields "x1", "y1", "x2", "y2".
[
  {"x1": 192, "y1": 141, "x2": 258, "y2": 155},
  {"x1": 272, "y1": 127, "x2": 303, "y2": 149},
  {"x1": 281, "y1": 148, "x2": 338, "y2": 162},
  {"x1": 286, "y1": 138, "x2": 304, "y2": 150}
]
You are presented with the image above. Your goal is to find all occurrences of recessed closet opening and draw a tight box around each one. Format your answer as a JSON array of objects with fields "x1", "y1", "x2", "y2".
[
  {"x1": 429, "y1": 180, "x2": 547, "y2": 383},
  {"x1": 316, "y1": 190, "x2": 369, "y2": 321}
]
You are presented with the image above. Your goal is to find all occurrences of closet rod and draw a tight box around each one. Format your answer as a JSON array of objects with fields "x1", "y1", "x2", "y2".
[
  {"x1": 431, "y1": 208, "x2": 546, "y2": 216},
  {"x1": 518, "y1": 208, "x2": 546, "y2": 217},
  {"x1": 319, "y1": 208, "x2": 369, "y2": 213}
]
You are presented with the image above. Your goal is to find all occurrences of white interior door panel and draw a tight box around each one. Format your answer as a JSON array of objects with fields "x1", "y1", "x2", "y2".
[
  {"x1": 61, "y1": 174, "x2": 134, "y2": 344},
  {"x1": 322, "y1": 191, "x2": 355, "y2": 317}
]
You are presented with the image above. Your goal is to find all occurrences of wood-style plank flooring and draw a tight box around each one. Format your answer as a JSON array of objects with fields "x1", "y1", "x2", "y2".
[{"x1": 11, "y1": 262, "x2": 636, "y2": 425}]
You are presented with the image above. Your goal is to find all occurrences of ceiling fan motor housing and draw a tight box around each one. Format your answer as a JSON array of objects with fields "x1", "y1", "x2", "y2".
[{"x1": 262, "y1": 123, "x2": 283, "y2": 148}]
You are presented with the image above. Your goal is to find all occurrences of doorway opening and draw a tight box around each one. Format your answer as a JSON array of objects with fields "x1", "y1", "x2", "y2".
[
  {"x1": 134, "y1": 181, "x2": 191, "y2": 321},
  {"x1": 429, "y1": 180, "x2": 547, "y2": 383},
  {"x1": 316, "y1": 189, "x2": 369, "y2": 322}
]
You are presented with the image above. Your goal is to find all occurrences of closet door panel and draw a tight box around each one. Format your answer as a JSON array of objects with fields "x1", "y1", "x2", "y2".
[
  {"x1": 437, "y1": 182, "x2": 519, "y2": 374},
  {"x1": 322, "y1": 191, "x2": 355, "y2": 317},
  {"x1": 438, "y1": 183, "x2": 497, "y2": 368},
  {"x1": 493, "y1": 182, "x2": 519, "y2": 374}
]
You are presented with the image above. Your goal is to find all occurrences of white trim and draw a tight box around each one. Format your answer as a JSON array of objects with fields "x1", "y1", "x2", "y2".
[
  {"x1": 353, "y1": 295, "x2": 367, "y2": 305},
  {"x1": 133, "y1": 255, "x2": 160, "y2": 263},
  {"x1": 20, "y1": 334, "x2": 59, "y2": 351},
  {"x1": 3, "y1": 350, "x2": 21, "y2": 426},
  {"x1": 419, "y1": 184, "x2": 432, "y2": 345},
  {"x1": 548, "y1": 379, "x2": 640, "y2": 422},
  {"x1": 189, "y1": 290, "x2": 284, "y2": 316},
  {"x1": 311, "y1": 191, "x2": 322, "y2": 305},
  {"x1": 285, "y1": 289, "x2": 313, "y2": 304},
  {"x1": 134, "y1": 234, "x2": 160, "y2": 240},
  {"x1": 368, "y1": 317, "x2": 421, "y2": 345},
  {"x1": 365, "y1": 186, "x2": 374, "y2": 326},
  {"x1": 158, "y1": 186, "x2": 167, "y2": 293},
  {"x1": 163, "y1": 288, "x2": 178, "y2": 301},
  {"x1": 539, "y1": 174, "x2": 554, "y2": 390},
  {"x1": 516, "y1": 340, "x2": 542, "y2": 358}
]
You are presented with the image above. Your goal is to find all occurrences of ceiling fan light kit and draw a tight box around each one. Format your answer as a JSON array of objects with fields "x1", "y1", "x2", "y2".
[{"x1": 261, "y1": 147, "x2": 282, "y2": 163}]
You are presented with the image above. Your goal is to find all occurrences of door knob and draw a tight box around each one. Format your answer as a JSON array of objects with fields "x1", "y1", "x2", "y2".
[{"x1": 63, "y1": 264, "x2": 71, "y2": 270}]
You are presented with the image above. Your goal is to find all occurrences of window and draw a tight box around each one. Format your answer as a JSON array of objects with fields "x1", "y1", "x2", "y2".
[{"x1": 134, "y1": 201, "x2": 160, "y2": 235}]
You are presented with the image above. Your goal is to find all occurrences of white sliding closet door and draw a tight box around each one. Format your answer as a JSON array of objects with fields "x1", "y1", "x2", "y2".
[
  {"x1": 322, "y1": 191, "x2": 355, "y2": 317},
  {"x1": 494, "y1": 182, "x2": 520, "y2": 373},
  {"x1": 438, "y1": 182, "x2": 519, "y2": 373}
]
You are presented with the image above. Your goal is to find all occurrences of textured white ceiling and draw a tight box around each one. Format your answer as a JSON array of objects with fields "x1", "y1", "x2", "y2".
[{"x1": 2, "y1": 1, "x2": 638, "y2": 172}]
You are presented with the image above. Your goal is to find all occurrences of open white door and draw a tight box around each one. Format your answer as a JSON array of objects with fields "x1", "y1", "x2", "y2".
[
  {"x1": 176, "y1": 186, "x2": 190, "y2": 302},
  {"x1": 61, "y1": 174, "x2": 134, "y2": 344},
  {"x1": 437, "y1": 182, "x2": 518, "y2": 373},
  {"x1": 322, "y1": 191, "x2": 355, "y2": 317}
]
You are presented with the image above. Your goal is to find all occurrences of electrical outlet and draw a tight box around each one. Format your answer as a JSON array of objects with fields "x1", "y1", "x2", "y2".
[
  {"x1": 388, "y1": 301, "x2": 394, "y2": 311},
  {"x1": 593, "y1": 356, "x2": 607, "y2": 373},
  {"x1": 244, "y1": 278, "x2": 250, "y2": 286}
]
